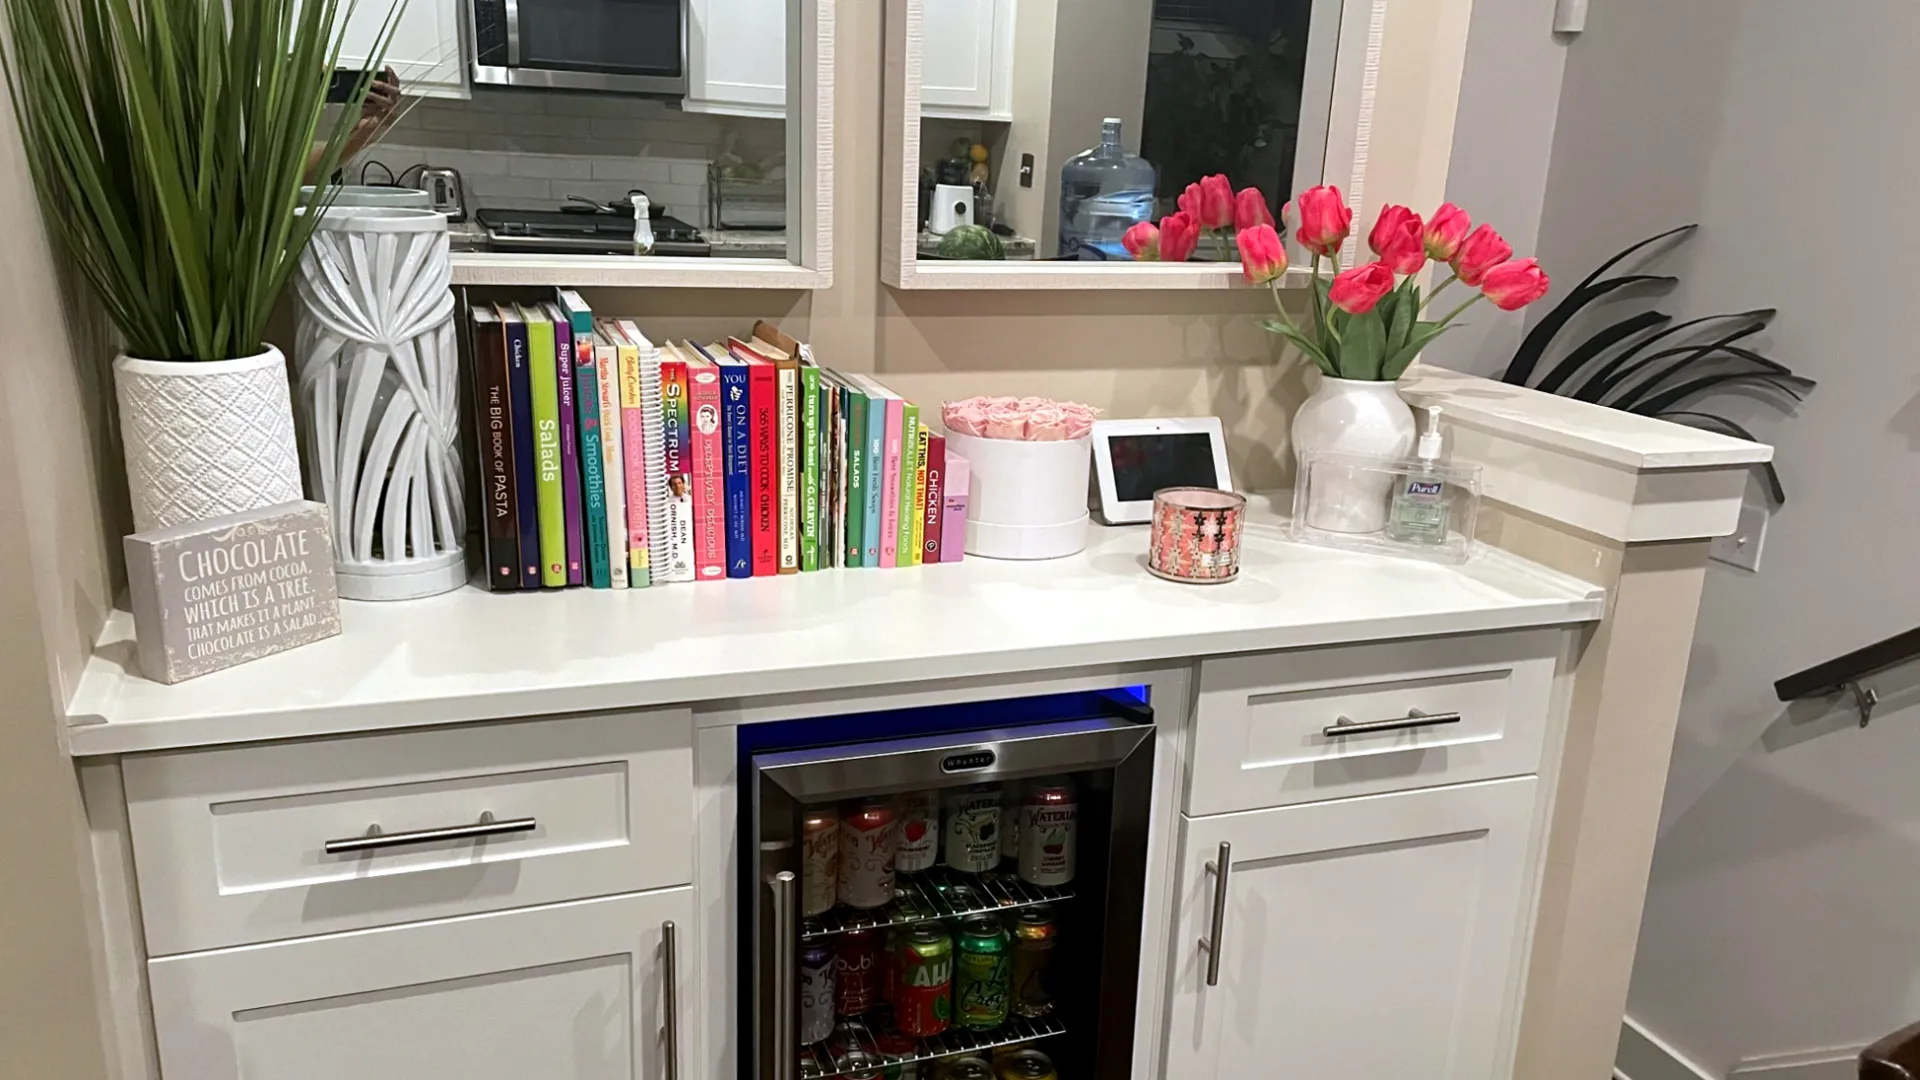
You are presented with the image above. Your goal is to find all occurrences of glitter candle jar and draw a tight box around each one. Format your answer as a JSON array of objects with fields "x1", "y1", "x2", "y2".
[{"x1": 1148, "y1": 487, "x2": 1246, "y2": 584}]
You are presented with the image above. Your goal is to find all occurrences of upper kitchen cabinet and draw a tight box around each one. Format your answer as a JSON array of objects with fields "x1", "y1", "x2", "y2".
[
  {"x1": 882, "y1": 0, "x2": 1474, "y2": 289},
  {"x1": 920, "y1": 0, "x2": 1015, "y2": 119},
  {"x1": 685, "y1": 0, "x2": 789, "y2": 118},
  {"x1": 337, "y1": 0, "x2": 468, "y2": 99}
]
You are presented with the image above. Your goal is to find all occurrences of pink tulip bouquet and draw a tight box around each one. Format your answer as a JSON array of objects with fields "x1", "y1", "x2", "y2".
[{"x1": 1125, "y1": 177, "x2": 1552, "y2": 382}]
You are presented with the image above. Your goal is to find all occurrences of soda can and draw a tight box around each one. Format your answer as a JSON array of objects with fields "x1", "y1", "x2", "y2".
[
  {"x1": 802, "y1": 806, "x2": 840, "y2": 917},
  {"x1": 873, "y1": 1030, "x2": 918, "y2": 1079},
  {"x1": 943, "y1": 784, "x2": 1001, "y2": 874},
  {"x1": 894, "y1": 921, "x2": 954, "y2": 1038},
  {"x1": 1018, "y1": 780, "x2": 1077, "y2": 887},
  {"x1": 839, "y1": 1051, "x2": 885, "y2": 1080},
  {"x1": 834, "y1": 928, "x2": 883, "y2": 1016},
  {"x1": 998, "y1": 782, "x2": 1021, "y2": 866},
  {"x1": 936, "y1": 1057, "x2": 995, "y2": 1080},
  {"x1": 799, "y1": 936, "x2": 837, "y2": 1044},
  {"x1": 894, "y1": 790, "x2": 939, "y2": 873},
  {"x1": 839, "y1": 799, "x2": 898, "y2": 910},
  {"x1": 953, "y1": 913, "x2": 1011, "y2": 1030},
  {"x1": 995, "y1": 1049, "x2": 1057, "y2": 1080},
  {"x1": 1009, "y1": 906, "x2": 1056, "y2": 1018},
  {"x1": 881, "y1": 927, "x2": 901, "y2": 1007}
]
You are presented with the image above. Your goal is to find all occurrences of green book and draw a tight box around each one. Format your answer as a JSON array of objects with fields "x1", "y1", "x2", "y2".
[
  {"x1": 842, "y1": 379, "x2": 868, "y2": 568},
  {"x1": 799, "y1": 363, "x2": 821, "y2": 571},
  {"x1": 521, "y1": 304, "x2": 566, "y2": 587},
  {"x1": 896, "y1": 402, "x2": 919, "y2": 566}
]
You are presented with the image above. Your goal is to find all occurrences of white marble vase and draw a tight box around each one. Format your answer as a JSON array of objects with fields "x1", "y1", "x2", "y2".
[
  {"x1": 293, "y1": 207, "x2": 465, "y2": 600},
  {"x1": 1292, "y1": 376, "x2": 1418, "y2": 533},
  {"x1": 114, "y1": 349, "x2": 304, "y2": 533}
]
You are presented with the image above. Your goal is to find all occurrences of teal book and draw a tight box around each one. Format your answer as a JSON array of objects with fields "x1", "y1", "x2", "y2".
[
  {"x1": 841, "y1": 378, "x2": 868, "y2": 568},
  {"x1": 560, "y1": 290, "x2": 609, "y2": 588},
  {"x1": 521, "y1": 304, "x2": 566, "y2": 588},
  {"x1": 857, "y1": 378, "x2": 889, "y2": 566},
  {"x1": 799, "y1": 363, "x2": 821, "y2": 571}
]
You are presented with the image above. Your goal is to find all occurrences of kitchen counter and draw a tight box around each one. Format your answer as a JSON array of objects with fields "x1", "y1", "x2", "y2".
[
  {"x1": 445, "y1": 219, "x2": 788, "y2": 259},
  {"x1": 918, "y1": 230, "x2": 1039, "y2": 260},
  {"x1": 64, "y1": 498, "x2": 1601, "y2": 756}
]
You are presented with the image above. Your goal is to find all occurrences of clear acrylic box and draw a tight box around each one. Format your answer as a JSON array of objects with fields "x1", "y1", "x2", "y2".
[{"x1": 1289, "y1": 449, "x2": 1484, "y2": 565}]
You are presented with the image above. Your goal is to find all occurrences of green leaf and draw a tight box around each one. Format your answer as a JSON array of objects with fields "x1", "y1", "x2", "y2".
[
  {"x1": 1337, "y1": 310, "x2": 1387, "y2": 380},
  {"x1": 1382, "y1": 321, "x2": 1447, "y2": 380},
  {"x1": 1385, "y1": 277, "x2": 1417, "y2": 359},
  {"x1": 1262, "y1": 318, "x2": 1336, "y2": 374}
]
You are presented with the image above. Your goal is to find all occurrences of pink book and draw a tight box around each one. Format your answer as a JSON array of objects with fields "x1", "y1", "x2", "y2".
[
  {"x1": 879, "y1": 395, "x2": 904, "y2": 567},
  {"x1": 684, "y1": 351, "x2": 727, "y2": 580},
  {"x1": 610, "y1": 323, "x2": 652, "y2": 586},
  {"x1": 941, "y1": 452, "x2": 969, "y2": 561}
]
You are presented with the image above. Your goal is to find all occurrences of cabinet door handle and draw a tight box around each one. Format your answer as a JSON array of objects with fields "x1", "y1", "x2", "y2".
[
  {"x1": 322, "y1": 811, "x2": 536, "y2": 854},
  {"x1": 770, "y1": 871, "x2": 798, "y2": 1080},
  {"x1": 661, "y1": 920, "x2": 679, "y2": 1080},
  {"x1": 1197, "y1": 841, "x2": 1231, "y2": 987},
  {"x1": 1322, "y1": 709, "x2": 1463, "y2": 739}
]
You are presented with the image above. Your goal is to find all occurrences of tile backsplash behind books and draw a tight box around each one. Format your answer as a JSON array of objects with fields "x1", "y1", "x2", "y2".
[{"x1": 368, "y1": 88, "x2": 786, "y2": 226}]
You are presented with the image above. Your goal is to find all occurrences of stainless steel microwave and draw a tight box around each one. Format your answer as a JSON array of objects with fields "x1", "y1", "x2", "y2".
[{"x1": 468, "y1": 0, "x2": 688, "y2": 97}]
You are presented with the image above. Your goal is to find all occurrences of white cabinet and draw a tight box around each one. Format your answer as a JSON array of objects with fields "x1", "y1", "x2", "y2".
[
  {"x1": 148, "y1": 887, "x2": 691, "y2": 1080},
  {"x1": 335, "y1": 0, "x2": 468, "y2": 100},
  {"x1": 686, "y1": 0, "x2": 788, "y2": 117},
  {"x1": 1162, "y1": 778, "x2": 1540, "y2": 1080},
  {"x1": 920, "y1": 0, "x2": 1015, "y2": 119}
]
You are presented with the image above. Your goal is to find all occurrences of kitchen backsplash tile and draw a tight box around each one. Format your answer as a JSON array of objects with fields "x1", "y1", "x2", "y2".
[{"x1": 365, "y1": 88, "x2": 784, "y2": 227}]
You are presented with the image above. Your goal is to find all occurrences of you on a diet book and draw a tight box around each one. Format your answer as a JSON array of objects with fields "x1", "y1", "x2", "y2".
[{"x1": 467, "y1": 290, "x2": 969, "y2": 592}]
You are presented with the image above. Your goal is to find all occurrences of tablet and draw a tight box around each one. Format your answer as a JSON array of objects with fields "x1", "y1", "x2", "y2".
[{"x1": 1091, "y1": 417, "x2": 1234, "y2": 525}]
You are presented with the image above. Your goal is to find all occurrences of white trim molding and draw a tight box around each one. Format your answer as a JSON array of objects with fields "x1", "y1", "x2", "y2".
[
  {"x1": 450, "y1": 0, "x2": 835, "y2": 290},
  {"x1": 1617, "y1": 1017, "x2": 1718, "y2": 1080},
  {"x1": 880, "y1": 0, "x2": 1474, "y2": 290}
]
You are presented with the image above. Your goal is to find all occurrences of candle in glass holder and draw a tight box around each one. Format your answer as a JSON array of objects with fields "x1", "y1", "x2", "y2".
[{"x1": 1148, "y1": 487, "x2": 1246, "y2": 584}]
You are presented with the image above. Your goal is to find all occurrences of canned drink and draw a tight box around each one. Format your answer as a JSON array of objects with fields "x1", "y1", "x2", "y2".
[
  {"x1": 834, "y1": 928, "x2": 883, "y2": 1016},
  {"x1": 839, "y1": 799, "x2": 898, "y2": 910},
  {"x1": 953, "y1": 913, "x2": 1011, "y2": 1030},
  {"x1": 937, "y1": 1057, "x2": 995, "y2": 1080},
  {"x1": 874, "y1": 1030, "x2": 918, "y2": 1080},
  {"x1": 1018, "y1": 780, "x2": 1077, "y2": 887},
  {"x1": 799, "y1": 936, "x2": 837, "y2": 1044},
  {"x1": 943, "y1": 785, "x2": 1001, "y2": 874},
  {"x1": 1009, "y1": 906, "x2": 1056, "y2": 1018},
  {"x1": 838, "y1": 1051, "x2": 885, "y2": 1080},
  {"x1": 995, "y1": 1049, "x2": 1057, "y2": 1080},
  {"x1": 998, "y1": 783, "x2": 1021, "y2": 866},
  {"x1": 895, "y1": 791, "x2": 939, "y2": 873},
  {"x1": 802, "y1": 807, "x2": 840, "y2": 917},
  {"x1": 894, "y1": 921, "x2": 954, "y2": 1038},
  {"x1": 881, "y1": 927, "x2": 901, "y2": 1007}
]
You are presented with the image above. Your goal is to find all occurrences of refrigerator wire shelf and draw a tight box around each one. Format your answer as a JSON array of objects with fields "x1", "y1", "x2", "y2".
[
  {"x1": 799, "y1": 1010, "x2": 1068, "y2": 1079},
  {"x1": 802, "y1": 866, "x2": 1077, "y2": 941}
]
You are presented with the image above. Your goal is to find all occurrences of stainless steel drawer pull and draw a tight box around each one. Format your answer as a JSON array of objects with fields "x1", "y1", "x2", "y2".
[
  {"x1": 1197, "y1": 841, "x2": 1231, "y2": 987},
  {"x1": 323, "y1": 810, "x2": 537, "y2": 854},
  {"x1": 770, "y1": 872, "x2": 798, "y2": 1080},
  {"x1": 1322, "y1": 709, "x2": 1463, "y2": 739},
  {"x1": 662, "y1": 920, "x2": 680, "y2": 1080}
]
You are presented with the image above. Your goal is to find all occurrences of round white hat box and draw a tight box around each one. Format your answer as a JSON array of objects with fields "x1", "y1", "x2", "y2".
[{"x1": 945, "y1": 431, "x2": 1091, "y2": 560}]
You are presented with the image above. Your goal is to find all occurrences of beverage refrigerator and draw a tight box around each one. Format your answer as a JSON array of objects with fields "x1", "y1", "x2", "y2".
[{"x1": 740, "y1": 690, "x2": 1157, "y2": 1080}]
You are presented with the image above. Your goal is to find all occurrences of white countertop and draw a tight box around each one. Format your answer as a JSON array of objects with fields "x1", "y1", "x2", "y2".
[{"x1": 65, "y1": 503, "x2": 1603, "y2": 756}]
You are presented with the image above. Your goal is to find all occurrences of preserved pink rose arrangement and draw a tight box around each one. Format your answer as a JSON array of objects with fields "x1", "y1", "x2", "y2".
[
  {"x1": 943, "y1": 396, "x2": 1101, "y2": 442},
  {"x1": 1124, "y1": 176, "x2": 1552, "y2": 382}
]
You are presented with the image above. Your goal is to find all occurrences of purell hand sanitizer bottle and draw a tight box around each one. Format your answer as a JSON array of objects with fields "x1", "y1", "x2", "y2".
[{"x1": 1386, "y1": 405, "x2": 1451, "y2": 544}]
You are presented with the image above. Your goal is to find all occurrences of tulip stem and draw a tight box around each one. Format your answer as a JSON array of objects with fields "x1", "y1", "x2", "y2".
[
  {"x1": 1434, "y1": 291, "x2": 1485, "y2": 328},
  {"x1": 1420, "y1": 272, "x2": 1461, "y2": 314}
]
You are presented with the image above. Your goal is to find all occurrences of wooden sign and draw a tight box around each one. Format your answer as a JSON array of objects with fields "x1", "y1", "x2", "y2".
[{"x1": 124, "y1": 500, "x2": 343, "y2": 684}]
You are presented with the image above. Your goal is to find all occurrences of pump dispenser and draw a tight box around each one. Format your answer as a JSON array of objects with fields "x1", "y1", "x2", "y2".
[{"x1": 1386, "y1": 405, "x2": 1451, "y2": 544}]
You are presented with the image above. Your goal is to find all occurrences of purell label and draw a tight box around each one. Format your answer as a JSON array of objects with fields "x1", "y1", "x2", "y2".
[{"x1": 1406, "y1": 480, "x2": 1445, "y2": 497}]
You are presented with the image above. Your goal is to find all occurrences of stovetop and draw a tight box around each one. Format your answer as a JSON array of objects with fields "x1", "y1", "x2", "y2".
[{"x1": 476, "y1": 207, "x2": 710, "y2": 256}]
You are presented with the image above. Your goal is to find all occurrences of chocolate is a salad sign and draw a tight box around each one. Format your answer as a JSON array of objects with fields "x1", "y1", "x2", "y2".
[{"x1": 124, "y1": 501, "x2": 342, "y2": 684}]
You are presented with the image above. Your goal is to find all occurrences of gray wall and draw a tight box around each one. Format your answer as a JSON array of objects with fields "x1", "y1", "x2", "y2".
[{"x1": 1534, "y1": 0, "x2": 1920, "y2": 1073}]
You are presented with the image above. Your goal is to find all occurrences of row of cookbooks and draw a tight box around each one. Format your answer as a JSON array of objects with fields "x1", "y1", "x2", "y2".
[{"x1": 468, "y1": 289, "x2": 970, "y2": 592}]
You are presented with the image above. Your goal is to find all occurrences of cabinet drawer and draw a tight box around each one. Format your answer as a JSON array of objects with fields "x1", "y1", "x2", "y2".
[
  {"x1": 1188, "y1": 630, "x2": 1560, "y2": 815},
  {"x1": 126, "y1": 709, "x2": 693, "y2": 956}
]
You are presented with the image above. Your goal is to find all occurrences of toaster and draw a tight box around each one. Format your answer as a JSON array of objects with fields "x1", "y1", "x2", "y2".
[{"x1": 420, "y1": 167, "x2": 467, "y2": 221}]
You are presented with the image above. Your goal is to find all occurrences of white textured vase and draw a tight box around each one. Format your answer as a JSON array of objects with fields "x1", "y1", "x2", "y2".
[
  {"x1": 114, "y1": 349, "x2": 303, "y2": 533},
  {"x1": 293, "y1": 207, "x2": 465, "y2": 601},
  {"x1": 1292, "y1": 376, "x2": 1418, "y2": 533}
]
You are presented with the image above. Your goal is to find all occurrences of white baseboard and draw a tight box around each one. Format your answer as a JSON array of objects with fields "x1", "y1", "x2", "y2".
[
  {"x1": 1730, "y1": 1046, "x2": 1861, "y2": 1080},
  {"x1": 1617, "y1": 1016, "x2": 1718, "y2": 1080}
]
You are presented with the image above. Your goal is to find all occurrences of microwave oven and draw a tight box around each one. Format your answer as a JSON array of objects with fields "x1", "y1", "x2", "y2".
[{"x1": 468, "y1": 0, "x2": 688, "y2": 97}]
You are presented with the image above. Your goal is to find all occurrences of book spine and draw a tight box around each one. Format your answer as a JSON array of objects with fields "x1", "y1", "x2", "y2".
[
  {"x1": 573, "y1": 337, "x2": 610, "y2": 588},
  {"x1": 720, "y1": 364, "x2": 753, "y2": 578},
  {"x1": 689, "y1": 366, "x2": 726, "y2": 580},
  {"x1": 776, "y1": 361, "x2": 800, "y2": 574},
  {"x1": 843, "y1": 384, "x2": 867, "y2": 568},
  {"x1": 642, "y1": 354, "x2": 670, "y2": 582},
  {"x1": 821, "y1": 378, "x2": 837, "y2": 568},
  {"x1": 880, "y1": 397, "x2": 904, "y2": 568},
  {"x1": 505, "y1": 320, "x2": 541, "y2": 588},
  {"x1": 897, "y1": 404, "x2": 921, "y2": 567},
  {"x1": 942, "y1": 453, "x2": 969, "y2": 561},
  {"x1": 748, "y1": 362, "x2": 778, "y2": 576},
  {"x1": 923, "y1": 434, "x2": 946, "y2": 563},
  {"x1": 862, "y1": 391, "x2": 887, "y2": 565},
  {"x1": 476, "y1": 321, "x2": 519, "y2": 589},
  {"x1": 619, "y1": 344, "x2": 651, "y2": 587},
  {"x1": 910, "y1": 423, "x2": 930, "y2": 566},
  {"x1": 798, "y1": 364, "x2": 820, "y2": 572},
  {"x1": 528, "y1": 319, "x2": 565, "y2": 587},
  {"x1": 553, "y1": 319, "x2": 584, "y2": 586},
  {"x1": 659, "y1": 358, "x2": 695, "y2": 583},
  {"x1": 597, "y1": 339, "x2": 629, "y2": 589}
]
